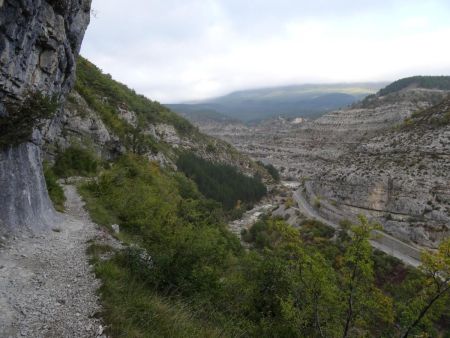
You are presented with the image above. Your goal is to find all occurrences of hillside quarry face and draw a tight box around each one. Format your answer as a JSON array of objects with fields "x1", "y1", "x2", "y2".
[{"x1": 0, "y1": 0, "x2": 91, "y2": 234}]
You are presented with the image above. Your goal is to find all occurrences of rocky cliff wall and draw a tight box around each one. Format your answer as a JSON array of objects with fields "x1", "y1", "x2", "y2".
[
  {"x1": 310, "y1": 103, "x2": 450, "y2": 248},
  {"x1": 0, "y1": 0, "x2": 91, "y2": 234}
]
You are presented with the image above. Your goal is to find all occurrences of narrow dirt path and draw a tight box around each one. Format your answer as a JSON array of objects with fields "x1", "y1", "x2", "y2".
[{"x1": 0, "y1": 185, "x2": 110, "y2": 338}]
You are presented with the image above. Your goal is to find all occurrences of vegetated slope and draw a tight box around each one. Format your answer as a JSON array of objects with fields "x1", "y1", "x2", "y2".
[
  {"x1": 81, "y1": 155, "x2": 450, "y2": 337},
  {"x1": 167, "y1": 82, "x2": 385, "y2": 123},
  {"x1": 43, "y1": 57, "x2": 268, "y2": 179},
  {"x1": 309, "y1": 97, "x2": 450, "y2": 248},
  {"x1": 378, "y1": 76, "x2": 450, "y2": 96}
]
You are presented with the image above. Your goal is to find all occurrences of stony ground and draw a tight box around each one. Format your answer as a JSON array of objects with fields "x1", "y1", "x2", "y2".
[{"x1": 0, "y1": 185, "x2": 115, "y2": 338}]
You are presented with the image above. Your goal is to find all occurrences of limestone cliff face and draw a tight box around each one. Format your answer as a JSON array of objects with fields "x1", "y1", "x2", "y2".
[
  {"x1": 0, "y1": 0, "x2": 91, "y2": 234},
  {"x1": 0, "y1": 0, "x2": 91, "y2": 101},
  {"x1": 310, "y1": 99, "x2": 450, "y2": 248}
]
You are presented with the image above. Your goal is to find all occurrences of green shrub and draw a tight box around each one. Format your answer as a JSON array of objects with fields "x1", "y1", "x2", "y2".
[
  {"x1": 89, "y1": 247, "x2": 226, "y2": 338},
  {"x1": 53, "y1": 146, "x2": 99, "y2": 178},
  {"x1": 43, "y1": 163, "x2": 66, "y2": 212},
  {"x1": 258, "y1": 161, "x2": 280, "y2": 182},
  {"x1": 314, "y1": 197, "x2": 321, "y2": 208},
  {"x1": 0, "y1": 92, "x2": 58, "y2": 148},
  {"x1": 300, "y1": 219, "x2": 335, "y2": 242}
]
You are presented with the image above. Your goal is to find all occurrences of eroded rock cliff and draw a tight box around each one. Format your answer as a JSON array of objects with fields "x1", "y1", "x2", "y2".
[{"x1": 0, "y1": 0, "x2": 91, "y2": 234}]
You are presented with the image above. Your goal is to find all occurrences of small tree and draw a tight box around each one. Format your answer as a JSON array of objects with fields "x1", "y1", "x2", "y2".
[
  {"x1": 340, "y1": 215, "x2": 393, "y2": 338},
  {"x1": 0, "y1": 92, "x2": 58, "y2": 147},
  {"x1": 401, "y1": 238, "x2": 450, "y2": 337}
]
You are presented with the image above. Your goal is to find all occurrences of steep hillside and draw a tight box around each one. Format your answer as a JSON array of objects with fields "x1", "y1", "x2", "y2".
[
  {"x1": 167, "y1": 83, "x2": 385, "y2": 123},
  {"x1": 43, "y1": 57, "x2": 267, "y2": 178}
]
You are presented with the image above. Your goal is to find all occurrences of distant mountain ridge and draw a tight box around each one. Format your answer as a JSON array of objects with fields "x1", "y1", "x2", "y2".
[
  {"x1": 378, "y1": 76, "x2": 450, "y2": 96},
  {"x1": 166, "y1": 83, "x2": 386, "y2": 123}
]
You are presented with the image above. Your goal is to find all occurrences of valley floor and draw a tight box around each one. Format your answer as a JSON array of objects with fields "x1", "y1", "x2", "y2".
[{"x1": 0, "y1": 185, "x2": 115, "y2": 338}]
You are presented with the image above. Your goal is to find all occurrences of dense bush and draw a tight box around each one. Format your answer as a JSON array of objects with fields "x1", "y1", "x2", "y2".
[
  {"x1": 53, "y1": 146, "x2": 99, "y2": 178},
  {"x1": 177, "y1": 152, "x2": 267, "y2": 210},
  {"x1": 0, "y1": 92, "x2": 58, "y2": 147},
  {"x1": 80, "y1": 155, "x2": 241, "y2": 295}
]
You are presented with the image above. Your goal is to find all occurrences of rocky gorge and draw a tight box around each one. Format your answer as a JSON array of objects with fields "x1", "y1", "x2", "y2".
[{"x1": 190, "y1": 83, "x2": 450, "y2": 248}]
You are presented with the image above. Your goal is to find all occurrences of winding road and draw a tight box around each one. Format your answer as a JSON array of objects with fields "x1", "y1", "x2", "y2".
[{"x1": 292, "y1": 189, "x2": 422, "y2": 267}]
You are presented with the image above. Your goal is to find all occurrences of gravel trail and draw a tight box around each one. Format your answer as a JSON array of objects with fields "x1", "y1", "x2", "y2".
[{"x1": 0, "y1": 185, "x2": 111, "y2": 338}]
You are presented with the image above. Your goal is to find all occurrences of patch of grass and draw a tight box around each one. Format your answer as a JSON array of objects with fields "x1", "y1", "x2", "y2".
[
  {"x1": 314, "y1": 197, "x2": 321, "y2": 208},
  {"x1": 43, "y1": 163, "x2": 66, "y2": 212},
  {"x1": 86, "y1": 243, "x2": 114, "y2": 258},
  {"x1": 91, "y1": 253, "x2": 225, "y2": 338},
  {"x1": 78, "y1": 184, "x2": 118, "y2": 227}
]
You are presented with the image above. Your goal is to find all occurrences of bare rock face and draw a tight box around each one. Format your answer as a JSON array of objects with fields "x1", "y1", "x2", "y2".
[
  {"x1": 0, "y1": 0, "x2": 91, "y2": 234},
  {"x1": 0, "y1": 0, "x2": 91, "y2": 100},
  {"x1": 310, "y1": 99, "x2": 450, "y2": 248},
  {"x1": 0, "y1": 143, "x2": 58, "y2": 233},
  {"x1": 43, "y1": 91, "x2": 125, "y2": 161}
]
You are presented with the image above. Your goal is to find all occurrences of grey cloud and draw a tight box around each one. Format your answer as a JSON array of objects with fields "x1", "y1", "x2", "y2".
[{"x1": 82, "y1": 0, "x2": 450, "y2": 102}]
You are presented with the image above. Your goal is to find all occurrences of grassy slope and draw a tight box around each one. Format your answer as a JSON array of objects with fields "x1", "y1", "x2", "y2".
[
  {"x1": 74, "y1": 57, "x2": 268, "y2": 179},
  {"x1": 89, "y1": 245, "x2": 224, "y2": 338},
  {"x1": 75, "y1": 57, "x2": 194, "y2": 138}
]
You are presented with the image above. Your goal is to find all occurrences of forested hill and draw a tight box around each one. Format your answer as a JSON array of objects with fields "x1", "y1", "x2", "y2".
[{"x1": 378, "y1": 76, "x2": 450, "y2": 96}]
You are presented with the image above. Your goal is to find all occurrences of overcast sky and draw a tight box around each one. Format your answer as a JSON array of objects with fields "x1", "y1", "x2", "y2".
[{"x1": 81, "y1": 0, "x2": 450, "y2": 103}]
